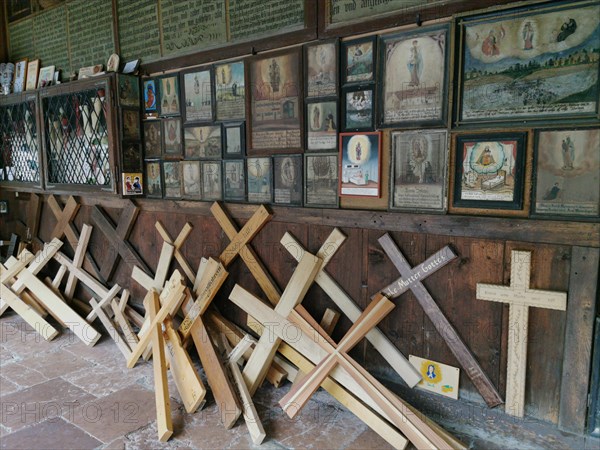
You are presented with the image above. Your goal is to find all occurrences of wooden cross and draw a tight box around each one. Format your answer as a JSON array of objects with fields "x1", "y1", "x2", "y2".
[
  {"x1": 91, "y1": 201, "x2": 151, "y2": 281},
  {"x1": 14, "y1": 193, "x2": 42, "y2": 250},
  {"x1": 378, "y1": 233, "x2": 503, "y2": 408},
  {"x1": 477, "y1": 250, "x2": 567, "y2": 418},
  {"x1": 155, "y1": 221, "x2": 196, "y2": 284}
]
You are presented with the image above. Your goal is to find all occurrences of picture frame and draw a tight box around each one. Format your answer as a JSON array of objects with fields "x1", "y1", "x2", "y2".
[
  {"x1": 390, "y1": 129, "x2": 448, "y2": 212},
  {"x1": 339, "y1": 131, "x2": 381, "y2": 198},
  {"x1": 13, "y1": 59, "x2": 28, "y2": 93},
  {"x1": 163, "y1": 161, "x2": 182, "y2": 199},
  {"x1": 121, "y1": 142, "x2": 143, "y2": 172},
  {"x1": 181, "y1": 160, "x2": 202, "y2": 200},
  {"x1": 247, "y1": 157, "x2": 272, "y2": 203},
  {"x1": 145, "y1": 160, "x2": 163, "y2": 198},
  {"x1": 273, "y1": 154, "x2": 303, "y2": 206},
  {"x1": 215, "y1": 60, "x2": 245, "y2": 121},
  {"x1": 163, "y1": 118, "x2": 182, "y2": 158},
  {"x1": 184, "y1": 125, "x2": 222, "y2": 159},
  {"x1": 450, "y1": 132, "x2": 528, "y2": 215},
  {"x1": 118, "y1": 74, "x2": 140, "y2": 109},
  {"x1": 0, "y1": 200, "x2": 8, "y2": 214},
  {"x1": 247, "y1": 47, "x2": 303, "y2": 154},
  {"x1": 223, "y1": 122, "x2": 245, "y2": 158},
  {"x1": 223, "y1": 159, "x2": 246, "y2": 202},
  {"x1": 122, "y1": 172, "x2": 143, "y2": 196},
  {"x1": 122, "y1": 109, "x2": 141, "y2": 141},
  {"x1": 341, "y1": 36, "x2": 376, "y2": 85},
  {"x1": 378, "y1": 23, "x2": 450, "y2": 128},
  {"x1": 25, "y1": 60, "x2": 40, "y2": 91},
  {"x1": 532, "y1": 127, "x2": 599, "y2": 220},
  {"x1": 143, "y1": 120, "x2": 162, "y2": 158},
  {"x1": 143, "y1": 78, "x2": 159, "y2": 117},
  {"x1": 455, "y1": 1, "x2": 600, "y2": 126},
  {"x1": 342, "y1": 85, "x2": 375, "y2": 132},
  {"x1": 305, "y1": 153, "x2": 339, "y2": 208},
  {"x1": 182, "y1": 67, "x2": 214, "y2": 123},
  {"x1": 306, "y1": 99, "x2": 338, "y2": 152},
  {"x1": 201, "y1": 160, "x2": 223, "y2": 201},
  {"x1": 305, "y1": 39, "x2": 338, "y2": 98},
  {"x1": 38, "y1": 65, "x2": 55, "y2": 89},
  {"x1": 158, "y1": 74, "x2": 181, "y2": 117}
]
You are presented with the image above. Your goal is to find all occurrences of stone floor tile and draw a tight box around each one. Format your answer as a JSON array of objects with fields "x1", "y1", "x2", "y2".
[
  {"x1": 123, "y1": 421, "x2": 193, "y2": 449},
  {"x1": 344, "y1": 428, "x2": 396, "y2": 450},
  {"x1": 17, "y1": 350, "x2": 94, "y2": 379},
  {"x1": 0, "y1": 361, "x2": 49, "y2": 388},
  {"x1": 64, "y1": 335, "x2": 126, "y2": 367},
  {"x1": 0, "y1": 417, "x2": 102, "y2": 449},
  {"x1": 0, "y1": 344, "x2": 17, "y2": 364},
  {"x1": 0, "y1": 375, "x2": 19, "y2": 396},
  {"x1": 61, "y1": 360, "x2": 146, "y2": 397}
]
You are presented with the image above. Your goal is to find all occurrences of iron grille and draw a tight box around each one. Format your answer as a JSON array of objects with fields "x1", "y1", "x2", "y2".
[
  {"x1": 43, "y1": 87, "x2": 111, "y2": 186},
  {"x1": 0, "y1": 100, "x2": 41, "y2": 183}
]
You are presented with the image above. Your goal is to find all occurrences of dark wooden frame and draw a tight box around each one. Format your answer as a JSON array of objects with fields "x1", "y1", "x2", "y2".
[
  {"x1": 120, "y1": 108, "x2": 141, "y2": 142},
  {"x1": 162, "y1": 160, "x2": 182, "y2": 200},
  {"x1": 183, "y1": 124, "x2": 222, "y2": 160},
  {"x1": 304, "y1": 152, "x2": 339, "y2": 208},
  {"x1": 223, "y1": 158, "x2": 247, "y2": 202},
  {"x1": 142, "y1": 77, "x2": 159, "y2": 118},
  {"x1": 338, "y1": 131, "x2": 382, "y2": 198},
  {"x1": 144, "y1": 159, "x2": 163, "y2": 199},
  {"x1": 180, "y1": 160, "x2": 202, "y2": 200},
  {"x1": 200, "y1": 160, "x2": 223, "y2": 201},
  {"x1": 214, "y1": 59, "x2": 246, "y2": 121},
  {"x1": 116, "y1": 74, "x2": 141, "y2": 109},
  {"x1": 0, "y1": 200, "x2": 7, "y2": 214},
  {"x1": 246, "y1": 156, "x2": 273, "y2": 203},
  {"x1": 273, "y1": 154, "x2": 303, "y2": 206},
  {"x1": 304, "y1": 38, "x2": 339, "y2": 98},
  {"x1": 162, "y1": 117, "x2": 183, "y2": 159},
  {"x1": 305, "y1": 98, "x2": 338, "y2": 152},
  {"x1": 157, "y1": 73, "x2": 181, "y2": 118},
  {"x1": 180, "y1": 66, "x2": 214, "y2": 124},
  {"x1": 340, "y1": 36, "x2": 376, "y2": 86},
  {"x1": 222, "y1": 121, "x2": 245, "y2": 158},
  {"x1": 341, "y1": 84, "x2": 375, "y2": 132},
  {"x1": 120, "y1": 141, "x2": 143, "y2": 172},
  {"x1": 142, "y1": 119, "x2": 162, "y2": 158}
]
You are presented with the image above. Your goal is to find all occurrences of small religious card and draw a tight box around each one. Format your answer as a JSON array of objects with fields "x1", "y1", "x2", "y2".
[
  {"x1": 143, "y1": 78, "x2": 158, "y2": 117},
  {"x1": 163, "y1": 118, "x2": 182, "y2": 158},
  {"x1": 409, "y1": 355, "x2": 460, "y2": 400},
  {"x1": 163, "y1": 161, "x2": 181, "y2": 199},
  {"x1": 339, "y1": 132, "x2": 381, "y2": 198},
  {"x1": 182, "y1": 68, "x2": 213, "y2": 123},
  {"x1": 122, "y1": 172, "x2": 143, "y2": 196},
  {"x1": 273, "y1": 155, "x2": 302, "y2": 206},
  {"x1": 305, "y1": 39, "x2": 338, "y2": 98},
  {"x1": 342, "y1": 36, "x2": 376, "y2": 84},
  {"x1": 342, "y1": 86, "x2": 374, "y2": 131},
  {"x1": 306, "y1": 100, "x2": 338, "y2": 151},
  {"x1": 158, "y1": 74, "x2": 181, "y2": 117},
  {"x1": 247, "y1": 157, "x2": 272, "y2": 203},
  {"x1": 118, "y1": 74, "x2": 140, "y2": 108},
  {"x1": 181, "y1": 160, "x2": 202, "y2": 200},
  {"x1": 223, "y1": 122, "x2": 245, "y2": 157},
  {"x1": 184, "y1": 125, "x2": 221, "y2": 159},
  {"x1": 143, "y1": 120, "x2": 162, "y2": 158},
  {"x1": 215, "y1": 60, "x2": 245, "y2": 121},
  {"x1": 305, "y1": 153, "x2": 339, "y2": 208},
  {"x1": 145, "y1": 160, "x2": 162, "y2": 198},
  {"x1": 223, "y1": 159, "x2": 246, "y2": 202},
  {"x1": 121, "y1": 142, "x2": 143, "y2": 172},
  {"x1": 201, "y1": 161, "x2": 222, "y2": 201}
]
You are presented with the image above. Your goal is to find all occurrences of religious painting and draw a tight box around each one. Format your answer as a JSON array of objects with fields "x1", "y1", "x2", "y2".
[
  {"x1": 452, "y1": 132, "x2": 527, "y2": 213},
  {"x1": 273, "y1": 154, "x2": 302, "y2": 206},
  {"x1": 248, "y1": 48, "x2": 303, "y2": 153},
  {"x1": 339, "y1": 132, "x2": 381, "y2": 198},
  {"x1": 223, "y1": 122, "x2": 245, "y2": 157},
  {"x1": 25, "y1": 60, "x2": 39, "y2": 91},
  {"x1": 122, "y1": 172, "x2": 143, "y2": 196},
  {"x1": 223, "y1": 159, "x2": 246, "y2": 202},
  {"x1": 341, "y1": 36, "x2": 376, "y2": 84},
  {"x1": 13, "y1": 60, "x2": 28, "y2": 93},
  {"x1": 158, "y1": 75, "x2": 181, "y2": 117},
  {"x1": 145, "y1": 160, "x2": 162, "y2": 198},
  {"x1": 163, "y1": 161, "x2": 181, "y2": 199},
  {"x1": 201, "y1": 161, "x2": 222, "y2": 201},
  {"x1": 379, "y1": 24, "x2": 450, "y2": 128},
  {"x1": 247, "y1": 157, "x2": 272, "y2": 203},
  {"x1": 143, "y1": 78, "x2": 158, "y2": 117},
  {"x1": 118, "y1": 74, "x2": 140, "y2": 109},
  {"x1": 184, "y1": 125, "x2": 222, "y2": 159},
  {"x1": 121, "y1": 142, "x2": 143, "y2": 172},
  {"x1": 342, "y1": 86, "x2": 374, "y2": 131},
  {"x1": 181, "y1": 160, "x2": 202, "y2": 200},
  {"x1": 390, "y1": 129, "x2": 448, "y2": 212},
  {"x1": 162, "y1": 118, "x2": 182, "y2": 158},
  {"x1": 122, "y1": 109, "x2": 141, "y2": 141},
  {"x1": 143, "y1": 120, "x2": 162, "y2": 158},
  {"x1": 456, "y1": 1, "x2": 600, "y2": 124},
  {"x1": 182, "y1": 68, "x2": 213, "y2": 123},
  {"x1": 306, "y1": 99, "x2": 338, "y2": 151},
  {"x1": 305, "y1": 39, "x2": 338, "y2": 98},
  {"x1": 37, "y1": 66, "x2": 55, "y2": 89},
  {"x1": 305, "y1": 153, "x2": 339, "y2": 208},
  {"x1": 215, "y1": 60, "x2": 245, "y2": 121},
  {"x1": 533, "y1": 128, "x2": 599, "y2": 219}
]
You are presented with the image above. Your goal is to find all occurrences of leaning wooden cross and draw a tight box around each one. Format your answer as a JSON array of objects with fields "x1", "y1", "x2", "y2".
[
  {"x1": 477, "y1": 250, "x2": 567, "y2": 418},
  {"x1": 378, "y1": 233, "x2": 503, "y2": 408}
]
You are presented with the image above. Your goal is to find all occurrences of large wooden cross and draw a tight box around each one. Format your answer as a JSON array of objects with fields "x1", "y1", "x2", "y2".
[
  {"x1": 14, "y1": 193, "x2": 42, "y2": 250},
  {"x1": 155, "y1": 221, "x2": 195, "y2": 284},
  {"x1": 477, "y1": 250, "x2": 567, "y2": 418},
  {"x1": 378, "y1": 233, "x2": 503, "y2": 408}
]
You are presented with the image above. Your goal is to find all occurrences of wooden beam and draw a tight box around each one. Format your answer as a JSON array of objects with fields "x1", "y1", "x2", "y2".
[
  {"x1": 320, "y1": 308, "x2": 341, "y2": 335},
  {"x1": 155, "y1": 221, "x2": 196, "y2": 284},
  {"x1": 131, "y1": 241, "x2": 175, "y2": 293},
  {"x1": 64, "y1": 221, "x2": 93, "y2": 300},
  {"x1": 9, "y1": 239, "x2": 64, "y2": 295},
  {"x1": 89, "y1": 291, "x2": 131, "y2": 359}
]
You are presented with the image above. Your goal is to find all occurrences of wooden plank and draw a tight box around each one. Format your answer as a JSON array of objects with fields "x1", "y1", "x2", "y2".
[
  {"x1": 49, "y1": 196, "x2": 80, "y2": 240},
  {"x1": 131, "y1": 242, "x2": 175, "y2": 293},
  {"x1": 155, "y1": 221, "x2": 196, "y2": 284},
  {"x1": 86, "y1": 284, "x2": 121, "y2": 323},
  {"x1": 51, "y1": 265, "x2": 68, "y2": 290},
  {"x1": 54, "y1": 252, "x2": 110, "y2": 299},
  {"x1": 110, "y1": 299, "x2": 138, "y2": 349},
  {"x1": 9, "y1": 239, "x2": 64, "y2": 295},
  {"x1": 64, "y1": 222, "x2": 93, "y2": 299},
  {"x1": 89, "y1": 295, "x2": 131, "y2": 359},
  {"x1": 320, "y1": 308, "x2": 341, "y2": 335},
  {"x1": 20, "y1": 290, "x2": 49, "y2": 319},
  {"x1": 25, "y1": 193, "x2": 42, "y2": 246}
]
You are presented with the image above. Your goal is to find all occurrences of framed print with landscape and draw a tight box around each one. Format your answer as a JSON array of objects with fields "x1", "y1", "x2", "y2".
[
  {"x1": 341, "y1": 36, "x2": 376, "y2": 85},
  {"x1": 455, "y1": 1, "x2": 600, "y2": 125},
  {"x1": 181, "y1": 160, "x2": 202, "y2": 200},
  {"x1": 201, "y1": 161, "x2": 223, "y2": 201},
  {"x1": 158, "y1": 74, "x2": 180, "y2": 117},
  {"x1": 305, "y1": 39, "x2": 338, "y2": 98},
  {"x1": 306, "y1": 99, "x2": 338, "y2": 152},
  {"x1": 305, "y1": 153, "x2": 339, "y2": 208},
  {"x1": 379, "y1": 24, "x2": 450, "y2": 128},
  {"x1": 339, "y1": 131, "x2": 381, "y2": 198},
  {"x1": 182, "y1": 68, "x2": 214, "y2": 124},
  {"x1": 215, "y1": 60, "x2": 245, "y2": 121},
  {"x1": 390, "y1": 129, "x2": 448, "y2": 212},
  {"x1": 248, "y1": 48, "x2": 303, "y2": 154},
  {"x1": 532, "y1": 127, "x2": 599, "y2": 219},
  {"x1": 342, "y1": 85, "x2": 375, "y2": 131},
  {"x1": 223, "y1": 159, "x2": 246, "y2": 202},
  {"x1": 163, "y1": 161, "x2": 181, "y2": 199},
  {"x1": 145, "y1": 160, "x2": 162, "y2": 198},
  {"x1": 223, "y1": 122, "x2": 245, "y2": 157},
  {"x1": 25, "y1": 60, "x2": 40, "y2": 91},
  {"x1": 184, "y1": 125, "x2": 222, "y2": 159},
  {"x1": 273, "y1": 155, "x2": 303, "y2": 206},
  {"x1": 247, "y1": 157, "x2": 272, "y2": 203},
  {"x1": 163, "y1": 118, "x2": 182, "y2": 158},
  {"x1": 450, "y1": 132, "x2": 528, "y2": 215},
  {"x1": 143, "y1": 120, "x2": 162, "y2": 158},
  {"x1": 143, "y1": 78, "x2": 159, "y2": 117}
]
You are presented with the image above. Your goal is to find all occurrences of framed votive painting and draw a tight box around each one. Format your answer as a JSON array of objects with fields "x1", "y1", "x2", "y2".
[
  {"x1": 201, "y1": 161, "x2": 223, "y2": 201},
  {"x1": 223, "y1": 159, "x2": 246, "y2": 202},
  {"x1": 184, "y1": 125, "x2": 222, "y2": 159},
  {"x1": 339, "y1": 131, "x2": 381, "y2": 198},
  {"x1": 145, "y1": 160, "x2": 162, "y2": 198},
  {"x1": 182, "y1": 68, "x2": 214, "y2": 123},
  {"x1": 341, "y1": 36, "x2": 376, "y2": 85},
  {"x1": 158, "y1": 74, "x2": 181, "y2": 117},
  {"x1": 305, "y1": 153, "x2": 339, "y2": 208},
  {"x1": 215, "y1": 60, "x2": 245, "y2": 121},
  {"x1": 181, "y1": 160, "x2": 202, "y2": 200},
  {"x1": 305, "y1": 39, "x2": 338, "y2": 98},
  {"x1": 143, "y1": 120, "x2": 162, "y2": 158},
  {"x1": 163, "y1": 118, "x2": 182, "y2": 158},
  {"x1": 273, "y1": 154, "x2": 302, "y2": 206},
  {"x1": 342, "y1": 86, "x2": 374, "y2": 131},
  {"x1": 247, "y1": 157, "x2": 272, "y2": 203},
  {"x1": 163, "y1": 161, "x2": 182, "y2": 199},
  {"x1": 122, "y1": 172, "x2": 143, "y2": 196},
  {"x1": 143, "y1": 78, "x2": 158, "y2": 117},
  {"x1": 306, "y1": 99, "x2": 338, "y2": 152},
  {"x1": 223, "y1": 122, "x2": 245, "y2": 157}
]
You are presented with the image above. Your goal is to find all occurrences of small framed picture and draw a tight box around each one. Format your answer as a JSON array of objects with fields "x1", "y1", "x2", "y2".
[
  {"x1": 143, "y1": 120, "x2": 162, "y2": 158},
  {"x1": 25, "y1": 60, "x2": 40, "y2": 91},
  {"x1": 341, "y1": 36, "x2": 376, "y2": 85},
  {"x1": 13, "y1": 59, "x2": 27, "y2": 93},
  {"x1": 306, "y1": 99, "x2": 338, "y2": 152},
  {"x1": 201, "y1": 160, "x2": 223, "y2": 201},
  {"x1": 121, "y1": 142, "x2": 143, "y2": 172},
  {"x1": 158, "y1": 74, "x2": 181, "y2": 117},
  {"x1": 223, "y1": 159, "x2": 246, "y2": 202},
  {"x1": 118, "y1": 74, "x2": 140, "y2": 108},
  {"x1": 273, "y1": 155, "x2": 303, "y2": 206},
  {"x1": 184, "y1": 125, "x2": 222, "y2": 159},
  {"x1": 450, "y1": 132, "x2": 528, "y2": 215},
  {"x1": 163, "y1": 118, "x2": 182, "y2": 158},
  {"x1": 122, "y1": 172, "x2": 143, "y2": 196},
  {"x1": 305, "y1": 39, "x2": 338, "y2": 98},
  {"x1": 145, "y1": 160, "x2": 163, "y2": 198},
  {"x1": 163, "y1": 161, "x2": 182, "y2": 199},
  {"x1": 182, "y1": 68, "x2": 214, "y2": 123},
  {"x1": 37, "y1": 65, "x2": 55, "y2": 89},
  {"x1": 339, "y1": 131, "x2": 381, "y2": 198},
  {"x1": 223, "y1": 122, "x2": 245, "y2": 157},
  {"x1": 181, "y1": 160, "x2": 202, "y2": 200},
  {"x1": 0, "y1": 200, "x2": 8, "y2": 214},
  {"x1": 342, "y1": 85, "x2": 375, "y2": 132},
  {"x1": 215, "y1": 60, "x2": 245, "y2": 121},
  {"x1": 143, "y1": 78, "x2": 159, "y2": 117},
  {"x1": 305, "y1": 153, "x2": 339, "y2": 208},
  {"x1": 390, "y1": 129, "x2": 448, "y2": 212},
  {"x1": 122, "y1": 109, "x2": 141, "y2": 141},
  {"x1": 247, "y1": 157, "x2": 272, "y2": 203}
]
